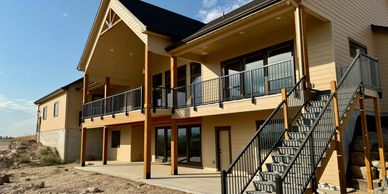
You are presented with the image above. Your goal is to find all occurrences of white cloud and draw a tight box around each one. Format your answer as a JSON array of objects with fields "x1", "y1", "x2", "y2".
[
  {"x1": 202, "y1": 0, "x2": 217, "y2": 8},
  {"x1": 0, "y1": 95, "x2": 36, "y2": 116},
  {"x1": 198, "y1": 0, "x2": 253, "y2": 23},
  {"x1": 62, "y1": 12, "x2": 69, "y2": 17}
]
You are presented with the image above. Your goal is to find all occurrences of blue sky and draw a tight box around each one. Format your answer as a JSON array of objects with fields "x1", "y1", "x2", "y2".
[{"x1": 0, "y1": 0, "x2": 252, "y2": 136}]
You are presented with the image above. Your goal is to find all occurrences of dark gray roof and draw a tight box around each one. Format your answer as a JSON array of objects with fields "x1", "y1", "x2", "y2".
[
  {"x1": 34, "y1": 78, "x2": 83, "y2": 105},
  {"x1": 166, "y1": 0, "x2": 281, "y2": 51},
  {"x1": 119, "y1": 0, "x2": 205, "y2": 40}
]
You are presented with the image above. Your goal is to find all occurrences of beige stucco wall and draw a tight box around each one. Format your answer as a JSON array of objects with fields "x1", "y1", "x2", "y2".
[
  {"x1": 66, "y1": 85, "x2": 83, "y2": 129},
  {"x1": 39, "y1": 92, "x2": 67, "y2": 131}
]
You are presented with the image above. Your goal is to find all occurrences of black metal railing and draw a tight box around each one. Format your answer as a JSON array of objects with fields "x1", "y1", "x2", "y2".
[
  {"x1": 83, "y1": 87, "x2": 143, "y2": 119},
  {"x1": 152, "y1": 87, "x2": 173, "y2": 111},
  {"x1": 175, "y1": 60, "x2": 295, "y2": 109},
  {"x1": 276, "y1": 52, "x2": 381, "y2": 193},
  {"x1": 221, "y1": 76, "x2": 306, "y2": 194}
]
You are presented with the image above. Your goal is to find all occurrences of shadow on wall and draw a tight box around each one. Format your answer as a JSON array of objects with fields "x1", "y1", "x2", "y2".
[{"x1": 86, "y1": 128, "x2": 103, "y2": 161}]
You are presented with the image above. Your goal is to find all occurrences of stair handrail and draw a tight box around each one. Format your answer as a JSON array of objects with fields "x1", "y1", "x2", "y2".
[
  {"x1": 276, "y1": 52, "x2": 379, "y2": 193},
  {"x1": 221, "y1": 76, "x2": 306, "y2": 194}
]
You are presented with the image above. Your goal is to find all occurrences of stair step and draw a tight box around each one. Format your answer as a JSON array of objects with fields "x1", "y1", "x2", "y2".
[
  {"x1": 296, "y1": 125, "x2": 334, "y2": 132},
  {"x1": 301, "y1": 112, "x2": 320, "y2": 119},
  {"x1": 288, "y1": 131, "x2": 334, "y2": 140},
  {"x1": 277, "y1": 146, "x2": 327, "y2": 156},
  {"x1": 266, "y1": 162, "x2": 309, "y2": 173},
  {"x1": 271, "y1": 155, "x2": 321, "y2": 165},
  {"x1": 252, "y1": 180, "x2": 306, "y2": 193},
  {"x1": 296, "y1": 118, "x2": 334, "y2": 126},
  {"x1": 309, "y1": 100, "x2": 327, "y2": 107}
]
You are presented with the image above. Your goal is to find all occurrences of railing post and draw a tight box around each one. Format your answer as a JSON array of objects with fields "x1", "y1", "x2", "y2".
[
  {"x1": 250, "y1": 70, "x2": 255, "y2": 104},
  {"x1": 219, "y1": 78, "x2": 223, "y2": 108},
  {"x1": 281, "y1": 88, "x2": 290, "y2": 139},
  {"x1": 100, "y1": 100, "x2": 104, "y2": 119},
  {"x1": 221, "y1": 170, "x2": 227, "y2": 194},
  {"x1": 309, "y1": 136, "x2": 318, "y2": 193},
  {"x1": 275, "y1": 175, "x2": 283, "y2": 194},
  {"x1": 193, "y1": 84, "x2": 197, "y2": 111},
  {"x1": 264, "y1": 76, "x2": 269, "y2": 95},
  {"x1": 331, "y1": 81, "x2": 347, "y2": 194},
  {"x1": 172, "y1": 88, "x2": 176, "y2": 114},
  {"x1": 152, "y1": 88, "x2": 157, "y2": 113},
  {"x1": 124, "y1": 92, "x2": 128, "y2": 116}
]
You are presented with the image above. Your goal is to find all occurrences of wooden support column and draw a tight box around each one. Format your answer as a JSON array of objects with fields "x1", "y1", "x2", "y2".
[
  {"x1": 80, "y1": 127, "x2": 87, "y2": 167},
  {"x1": 281, "y1": 88, "x2": 290, "y2": 139},
  {"x1": 143, "y1": 46, "x2": 152, "y2": 179},
  {"x1": 294, "y1": 3, "x2": 311, "y2": 100},
  {"x1": 373, "y1": 98, "x2": 387, "y2": 180},
  {"x1": 102, "y1": 126, "x2": 108, "y2": 165},
  {"x1": 359, "y1": 95, "x2": 373, "y2": 192},
  {"x1": 331, "y1": 81, "x2": 347, "y2": 194},
  {"x1": 83, "y1": 74, "x2": 89, "y2": 104},
  {"x1": 170, "y1": 56, "x2": 178, "y2": 175},
  {"x1": 104, "y1": 77, "x2": 111, "y2": 98}
]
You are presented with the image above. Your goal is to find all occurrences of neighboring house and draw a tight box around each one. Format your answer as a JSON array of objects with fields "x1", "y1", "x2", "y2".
[
  {"x1": 35, "y1": 78, "x2": 83, "y2": 162},
  {"x1": 76, "y1": 0, "x2": 388, "y2": 193}
]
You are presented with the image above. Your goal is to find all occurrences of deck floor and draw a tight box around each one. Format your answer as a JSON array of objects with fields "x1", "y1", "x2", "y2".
[{"x1": 76, "y1": 161, "x2": 221, "y2": 194}]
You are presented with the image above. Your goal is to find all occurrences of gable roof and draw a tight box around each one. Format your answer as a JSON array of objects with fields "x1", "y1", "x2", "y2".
[
  {"x1": 166, "y1": 0, "x2": 281, "y2": 51},
  {"x1": 34, "y1": 78, "x2": 83, "y2": 105},
  {"x1": 119, "y1": 0, "x2": 205, "y2": 40}
]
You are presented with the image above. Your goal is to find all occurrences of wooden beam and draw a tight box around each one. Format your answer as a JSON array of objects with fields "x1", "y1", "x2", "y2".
[
  {"x1": 281, "y1": 88, "x2": 290, "y2": 139},
  {"x1": 294, "y1": 4, "x2": 311, "y2": 99},
  {"x1": 100, "y1": 19, "x2": 123, "y2": 37},
  {"x1": 80, "y1": 127, "x2": 87, "y2": 167},
  {"x1": 359, "y1": 95, "x2": 373, "y2": 192},
  {"x1": 143, "y1": 46, "x2": 152, "y2": 179},
  {"x1": 83, "y1": 74, "x2": 89, "y2": 104},
  {"x1": 331, "y1": 81, "x2": 347, "y2": 194},
  {"x1": 170, "y1": 56, "x2": 178, "y2": 175},
  {"x1": 373, "y1": 98, "x2": 387, "y2": 180},
  {"x1": 102, "y1": 126, "x2": 108, "y2": 165}
]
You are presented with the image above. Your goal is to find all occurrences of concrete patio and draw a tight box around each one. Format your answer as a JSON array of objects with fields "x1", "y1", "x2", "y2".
[{"x1": 76, "y1": 161, "x2": 221, "y2": 194}]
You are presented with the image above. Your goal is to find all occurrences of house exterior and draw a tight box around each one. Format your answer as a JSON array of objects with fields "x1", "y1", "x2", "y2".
[
  {"x1": 35, "y1": 79, "x2": 83, "y2": 162},
  {"x1": 76, "y1": 0, "x2": 388, "y2": 193}
]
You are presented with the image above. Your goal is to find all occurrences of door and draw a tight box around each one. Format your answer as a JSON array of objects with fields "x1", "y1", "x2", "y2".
[
  {"x1": 216, "y1": 127, "x2": 232, "y2": 171},
  {"x1": 178, "y1": 125, "x2": 202, "y2": 165},
  {"x1": 155, "y1": 127, "x2": 171, "y2": 162}
]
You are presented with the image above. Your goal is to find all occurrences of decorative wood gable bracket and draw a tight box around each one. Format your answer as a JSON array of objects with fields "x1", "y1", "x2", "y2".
[{"x1": 100, "y1": 9, "x2": 122, "y2": 36}]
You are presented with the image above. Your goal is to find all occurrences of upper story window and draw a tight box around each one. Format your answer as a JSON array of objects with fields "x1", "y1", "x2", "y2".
[
  {"x1": 349, "y1": 38, "x2": 367, "y2": 58},
  {"x1": 177, "y1": 65, "x2": 187, "y2": 87},
  {"x1": 42, "y1": 106, "x2": 47, "y2": 120},
  {"x1": 53, "y1": 102, "x2": 59, "y2": 117}
]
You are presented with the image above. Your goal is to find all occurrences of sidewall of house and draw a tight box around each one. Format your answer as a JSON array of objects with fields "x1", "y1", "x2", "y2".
[{"x1": 65, "y1": 128, "x2": 81, "y2": 162}]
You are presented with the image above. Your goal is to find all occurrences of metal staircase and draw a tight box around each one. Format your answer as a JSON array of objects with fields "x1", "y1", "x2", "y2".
[{"x1": 221, "y1": 52, "x2": 381, "y2": 194}]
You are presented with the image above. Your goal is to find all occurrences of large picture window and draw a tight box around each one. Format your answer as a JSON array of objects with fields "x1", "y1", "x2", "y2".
[{"x1": 221, "y1": 41, "x2": 295, "y2": 100}]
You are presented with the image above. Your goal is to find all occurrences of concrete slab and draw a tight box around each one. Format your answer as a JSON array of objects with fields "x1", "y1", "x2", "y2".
[{"x1": 76, "y1": 161, "x2": 221, "y2": 194}]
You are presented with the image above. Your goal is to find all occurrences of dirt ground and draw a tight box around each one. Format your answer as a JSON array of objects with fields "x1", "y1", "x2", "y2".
[{"x1": 0, "y1": 163, "x2": 186, "y2": 194}]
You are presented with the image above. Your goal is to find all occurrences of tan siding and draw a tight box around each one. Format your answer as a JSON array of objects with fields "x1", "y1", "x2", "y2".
[
  {"x1": 66, "y1": 85, "x2": 83, "y2": 129},
  {"x1": 39, "y1": 93, "x2": 67, "y2": 131},
  {"x1": 202, "y1": 111, "x2": 272, "y2": 171},
  {"x1": 374, "y1": 30, "x2": 388, "y2": 113},
  {"x1": 107, "y1": 125, "x2": 131, "y2": 162}
]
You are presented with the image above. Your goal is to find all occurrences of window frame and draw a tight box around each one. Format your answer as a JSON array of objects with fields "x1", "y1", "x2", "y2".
[
  {"x1": 42, "y1": 106, "x2": 48, "y2": 120},
  {"x1": 53, "y1": 101, "x2": 59, "y2": 117},
  {"x1": 348, "y1": 38, "x2": 367, "y2": 58}
]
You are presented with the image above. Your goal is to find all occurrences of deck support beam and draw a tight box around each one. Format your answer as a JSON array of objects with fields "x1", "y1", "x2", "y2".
[
  {"x1": 281, "y1": 88, "x2": 290, "y2": 139},
  {"x1": 373, "y1": 98, "x2": 387, "y2": 181},
  {"x1": 359, "y1": 95, "x2": 373, "y2": 192},
  {"x1": 104, "y1": 77, "x2": 111, "y2": 98},
  {"x1": 143, "y1": 46, "x2": 152, "y2": 179},
  {"x1": 102, "y1": 126, "x2": 108, "y2": 165},
  {"x1": 331, "y1": 81, "x2": 347, "y2": 194},
  {"x1": 80, "y1": 127, "x2": 87, "y2": 167},
  {"x1": 294, "y1": 3, "x2": 311, "y2": 100},
  {"x1": 170, "y1": 56, "x2": 178, "y2": 175}
]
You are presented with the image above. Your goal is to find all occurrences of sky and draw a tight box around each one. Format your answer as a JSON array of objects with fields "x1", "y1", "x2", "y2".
[{"x1": 0, "y1": 0, "x2": 252, "y2": 137}]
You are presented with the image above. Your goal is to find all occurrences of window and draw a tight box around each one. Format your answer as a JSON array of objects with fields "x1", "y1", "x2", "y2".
[
  {"x1": 53, "y1": 102, "x2": 59, "y2": 117},
  {"x1": 349, "y1": 39, "x2": 367, "y2": 58},
  {"x1": 42, "y1": 106, "x2": 47, "y2": 120},
  {"x1": 177, "y1": 65, "x2": 187, "y2": 87},
  {"x1": 111, "y1": 131, "x2": 121, "y2": 148}
]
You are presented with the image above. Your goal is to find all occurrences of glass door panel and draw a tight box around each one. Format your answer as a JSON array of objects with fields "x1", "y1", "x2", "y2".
[
  {"x1": 178, "y1": 128, "x2": 188, "y2": 163},
  {"x1": 244, "y1": 54, "x2": 265, "y2": 96},
  {"x1": 155, "y1": 127, "x2": 171, "y2": 162},
  {"x1": 189, "y1": 127, "x2": 201, "y2": 164},
  {"x1": 223, "y1": 61, "x2": 243, "y2": 100},
  {"x1": 267, "y1": 45, "x2": 293, "y2": 93}
]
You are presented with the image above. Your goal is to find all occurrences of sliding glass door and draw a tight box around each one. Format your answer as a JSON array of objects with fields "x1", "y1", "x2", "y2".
[{"x1": 155, "y1": 127, "x2": 171, "y2": 162}]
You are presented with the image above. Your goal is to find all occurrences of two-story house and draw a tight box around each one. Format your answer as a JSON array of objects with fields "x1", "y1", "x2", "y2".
[{"x1": 76, "y1": 0, "x2": 388, "y2": 193}]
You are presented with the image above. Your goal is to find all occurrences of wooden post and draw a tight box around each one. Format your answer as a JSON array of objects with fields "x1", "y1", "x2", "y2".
[
  {"x1": 83, "y1": 74, "x2": 89, "y2": 104},
  {"x1": 331, "y1": 81, "x2": 347, "y2": 194},
  {"x1": 373, "y1": 98, "x2": 387, "y2": 180},
  {"x1": 104, "y1": 77, "x2": 111, "y2": 98},
  {"x1": 294, "y1": 3, "x2": 311, "y2": 100},
  {"x1": 170, "y1": 56, "x2": 178, "y2": 175},
  {"x1": 102, "y1": 126, "x2": 108, "y2": 165},
  {"x1": 281, "y1": 88, "x2": 290, "y2": 139},
  {"x1": 143, "y1": 46, "x2": 152, "y2": 179},
  {"x1": 359, "y1": 95, "x2": 373, "y2": 192},
  {"x1": 80, "y1": 127, "x2": 87, "y2": 167}
]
